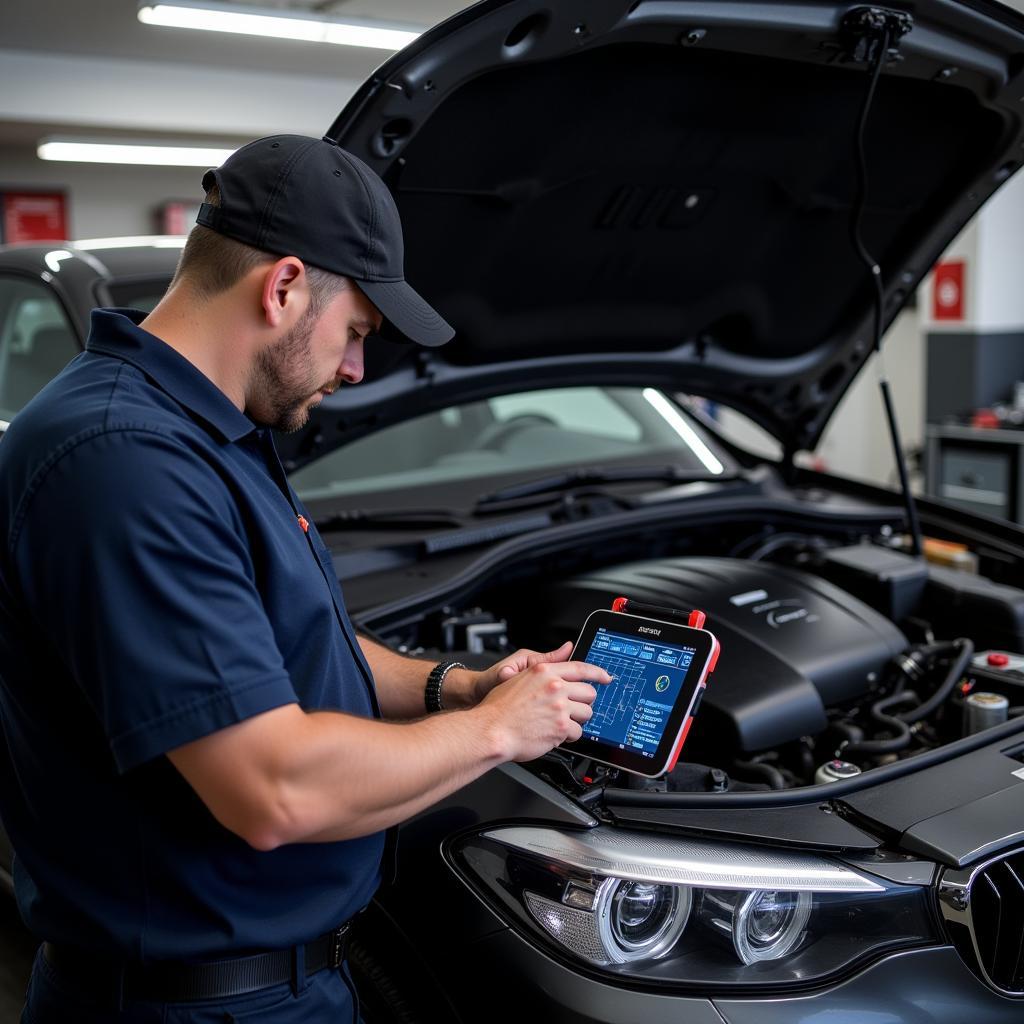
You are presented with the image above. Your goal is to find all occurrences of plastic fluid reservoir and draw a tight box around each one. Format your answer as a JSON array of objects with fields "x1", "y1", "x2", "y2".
[
  {"x1": 815, "y1": 760, "x2": 862, "y2": 785},
  {"x1": 963, "y1": 692, "x2": 1009, "y2": 735}
]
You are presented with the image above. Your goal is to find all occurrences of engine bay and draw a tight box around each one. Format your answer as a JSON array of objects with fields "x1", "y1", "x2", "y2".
[{"x1": 372, "y1": 528, "x2": 1024, "y2": 796}]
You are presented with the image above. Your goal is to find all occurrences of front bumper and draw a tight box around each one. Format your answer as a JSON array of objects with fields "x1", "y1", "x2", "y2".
[{"x1": 453, "y1": 931, "x2": 1020, "y2": 1023}]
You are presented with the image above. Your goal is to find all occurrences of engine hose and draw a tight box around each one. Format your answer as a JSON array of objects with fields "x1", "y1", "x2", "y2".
[
  {"x1": 840, "y1": 692, "x2": 918, "y2": 758},
  {"x1": 897, "y1": 638, "x2": 973, "y2": 725},
  {"x1": 732, "y1": 759, "x2": 786, "y2": 790},
  {"x1": 829, "y1": 720, "x2": 864, "y2": 747}
]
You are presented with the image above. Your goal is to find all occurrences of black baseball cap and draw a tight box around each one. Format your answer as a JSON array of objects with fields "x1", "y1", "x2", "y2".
[{"x1": 196, "y1": 135, "x2": 454, "y2": 347}]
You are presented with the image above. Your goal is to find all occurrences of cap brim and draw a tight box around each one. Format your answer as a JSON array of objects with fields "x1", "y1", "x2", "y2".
[{"x1": 356, "y1": 278, "x2": 454, "y2": 348}]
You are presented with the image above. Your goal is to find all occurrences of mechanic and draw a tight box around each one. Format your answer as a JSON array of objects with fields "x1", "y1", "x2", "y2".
[{"x1": 0, "y1": 135, "x2": 610, "y2": 1023}]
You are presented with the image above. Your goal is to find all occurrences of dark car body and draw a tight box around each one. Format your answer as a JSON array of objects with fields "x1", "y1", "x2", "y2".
[
  {"x1": 0, "y1": 237, "x2": 182, "y2": 436},
  {"x1": 5, "y1": 0, "x2": 1024, "y2": 1019}
]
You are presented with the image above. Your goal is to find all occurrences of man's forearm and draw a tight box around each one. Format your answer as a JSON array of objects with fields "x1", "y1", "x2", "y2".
[
  {"x1": 171, "y1": 701, "x2": 507, "y2": 849},
  {"x1": 358, "y1": 634, "x2": 478, "y2": 719},
  {"x1": 282, "y1": 706, "x2": 505, "y2": 843},
  {"x1": 169, "y1": 657, "x2": 607, "y2": 851}
]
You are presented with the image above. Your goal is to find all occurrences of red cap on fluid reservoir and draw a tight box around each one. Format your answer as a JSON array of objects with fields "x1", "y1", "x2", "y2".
[
  {"x1": 612, "y1": 597, "x2": 629, "y2": 612},
  {"x1": 987, "y1": 652, "x2": 1010, "y2": 667}
]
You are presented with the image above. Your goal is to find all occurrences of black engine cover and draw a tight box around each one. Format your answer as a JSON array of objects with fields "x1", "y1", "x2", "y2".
[{"x1": 538, "y1": 557, "x2": 907, "y2": 752}]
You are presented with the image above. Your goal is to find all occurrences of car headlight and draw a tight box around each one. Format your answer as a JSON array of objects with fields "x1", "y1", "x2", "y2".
[
  {"x1": 527, "y1": 877, "x2": 692, "y2": 965},
  {"x1": 449, "y1": 825, "x2": 938, "y2": 990},
  {"x1": 701, "y1": 887, "x2": 811, "y2": 965}
]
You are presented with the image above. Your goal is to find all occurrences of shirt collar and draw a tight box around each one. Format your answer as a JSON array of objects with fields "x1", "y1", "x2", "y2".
[{"x1": 86, "y1": 308, "x2": 256, "y2": 444}]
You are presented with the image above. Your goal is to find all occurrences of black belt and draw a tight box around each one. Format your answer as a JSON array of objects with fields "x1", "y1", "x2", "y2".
[{"x1": 42, "y1": 919, "x2": 354, "y2": 1006}]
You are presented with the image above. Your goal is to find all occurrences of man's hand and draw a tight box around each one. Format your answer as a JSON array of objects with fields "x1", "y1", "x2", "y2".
[
  {"x1": 474, "y1": 660, "x2": 612, "y2": 762},
  {"x1": 446, "y1": 641, "x2": 576, "y2": 708}
]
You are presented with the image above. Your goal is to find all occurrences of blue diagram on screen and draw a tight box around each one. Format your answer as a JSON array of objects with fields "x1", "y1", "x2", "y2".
[{"x1": 581, "y1": 628, "x2": 697, "y2": 758}]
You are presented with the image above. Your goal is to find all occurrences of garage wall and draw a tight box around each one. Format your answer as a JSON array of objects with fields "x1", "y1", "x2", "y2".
[
  {"x1": 816, "y1": 306, "x2": 923, "y2": 491},
  {"x1": 713, "y1": 305, "x2": 925, "y2": 489},
  {"x1": 0, "y1": 145, "x2": 199, "y2": 240}
]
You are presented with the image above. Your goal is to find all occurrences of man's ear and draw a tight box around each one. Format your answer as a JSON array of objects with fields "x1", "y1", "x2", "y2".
[{"x1": 260, "y1": 257, "x2": 307, "y2": 328}]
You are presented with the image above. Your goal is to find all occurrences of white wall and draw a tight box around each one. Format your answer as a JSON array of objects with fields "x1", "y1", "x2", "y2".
[
  {"x1": 1, "y1": 145, "x2": 200, "y2": 239},
  {"x1": 975, "y1": 172, "x2": 1024, "y2": 331},
  {"x1": 813, "y1": 168, "x2": 1024, "y2": 491},
  {"x1": 816, "y1": 306, "x2": 923, "y2": 490}
]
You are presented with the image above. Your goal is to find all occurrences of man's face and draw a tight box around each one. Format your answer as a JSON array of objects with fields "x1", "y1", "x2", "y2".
[{"x1": 248, "y1": 283, "x2": 380, "y2": 433}]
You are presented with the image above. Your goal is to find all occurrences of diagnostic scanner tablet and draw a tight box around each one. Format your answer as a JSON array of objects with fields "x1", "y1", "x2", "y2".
[{"x1": 560, "y1": 608, "x2": 720, "y2": 778}]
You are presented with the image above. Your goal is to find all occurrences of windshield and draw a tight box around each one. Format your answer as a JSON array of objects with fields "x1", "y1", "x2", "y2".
[{"x1": 290, "y1": 386, "x2": 733, "y2": 502}]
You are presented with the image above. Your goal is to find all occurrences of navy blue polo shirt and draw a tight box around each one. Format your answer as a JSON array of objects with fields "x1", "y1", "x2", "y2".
[{"x1": 0, "y1": 309, "x2": 384, "y2": 960}]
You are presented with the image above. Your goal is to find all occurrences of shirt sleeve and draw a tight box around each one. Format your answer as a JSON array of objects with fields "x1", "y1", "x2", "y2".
[{"x1": 10, "y1": 427, "x2": 298, "y2": 773}]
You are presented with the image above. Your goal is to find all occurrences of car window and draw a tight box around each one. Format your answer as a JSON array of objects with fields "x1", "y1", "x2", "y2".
[
  {"x1": 105, "y1": 277, "x2": 170, "y2": 312},
  {"x1": 0, "y1": 276, "x2": 79, "y2": 427},
  {"x1": 290, "y1": 386, "x2": 731, "y2": 501},
  {"x1": 676, "y1": 395, "x2": 784, "y2": 462},
  {"x1": 490, "y1": 388, "x2": 641, "y2": 441}
]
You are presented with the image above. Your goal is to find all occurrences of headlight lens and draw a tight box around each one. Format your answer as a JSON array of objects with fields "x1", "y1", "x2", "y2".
[
  {"x1": 702, "y1": 888, "x2": 812, "y2": 964},
  {"x1": 607, "y1": 880, "x2": 688, "y2": 958},
  {"x1": 525, "y1": 878, "x2": 692, "y2": 965},
  {"x1": 451, "y1": 825, "x2": 938, "y2": 990}
]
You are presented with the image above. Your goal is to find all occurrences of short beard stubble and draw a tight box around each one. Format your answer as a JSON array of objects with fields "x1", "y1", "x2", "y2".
[{"x1": 250, "y1": 305, "x2": 333, "y2": 433}]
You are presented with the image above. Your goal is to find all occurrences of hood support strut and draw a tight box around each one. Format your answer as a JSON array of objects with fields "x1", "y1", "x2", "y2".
[{"x1": 844, "y1": 6, "x2": 925, "y2": 558}]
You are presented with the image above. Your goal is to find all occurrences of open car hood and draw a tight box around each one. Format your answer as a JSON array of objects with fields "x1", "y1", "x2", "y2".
[{"x1": 279, "y1": 0, "x2": 1024, "y2": 469}]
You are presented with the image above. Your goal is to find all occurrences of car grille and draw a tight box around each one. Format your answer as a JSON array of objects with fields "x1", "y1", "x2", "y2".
[{"x1": 939, "y1": 847, "x2": 1024, "y2": 996}]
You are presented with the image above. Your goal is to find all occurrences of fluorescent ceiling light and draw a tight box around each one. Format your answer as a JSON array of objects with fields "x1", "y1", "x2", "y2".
[
  {"x1": 642, "y1": 388, "x2": 726, "y2": 476},
  {"x1": 38, "y1": 140, "x2": 235, "y2": 166},
  {"x1": 74, "y1": 236, "x2": 188, "y2": 250},
  {"x1": 138, "y1": 2, "x2": 420, "y2": 51}
]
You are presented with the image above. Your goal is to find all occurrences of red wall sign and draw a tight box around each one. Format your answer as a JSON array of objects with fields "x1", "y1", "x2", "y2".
[
  {"x1": 1, "y1": 191, "x2": 69, "y2": 243},
  {"x1": 157, "y1": 200, "x2": 202, "y2": 235},
  {"x1": 932, "y1": 259, "x2": 965, "y2": 321}
]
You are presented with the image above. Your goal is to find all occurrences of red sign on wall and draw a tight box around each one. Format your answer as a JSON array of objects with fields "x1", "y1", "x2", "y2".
[
  {"x1": 158, "y1": 200, "x2": 202, "y2": 235},
  {"x1": 932, "y1": 259, "x2": 965, "y2": 321},
  {"x1": 1, "y1": 191, "x2": 68, "y2": 243}
]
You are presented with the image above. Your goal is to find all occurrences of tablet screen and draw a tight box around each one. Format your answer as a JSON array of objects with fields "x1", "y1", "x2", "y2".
[
  {"x1": 581, "y1": 626, "x2": 698, "y2": 760},
  {"x1": 560, "y1": 609, "x2": 716, "y2": 776}
]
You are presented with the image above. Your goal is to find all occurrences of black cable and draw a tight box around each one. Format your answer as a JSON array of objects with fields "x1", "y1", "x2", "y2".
[
  {"x1": 745, "y1": 533, "x2": 823, "y2": 563},
  {"x1": 896, "y1": 637, "x2": 973, "y2": 724},
  {"x1": 849, "y1": 26, "x2": 889, "y2": 346},
  {"x1": 849, "y1": 25, "x2": 924, "y2": 558},
  {"x1": 603, "y1": 714, "x2": 1024, "y2": 807},
  {"x1": 840, "y1": 691, "x2": 917, "y2": 758}
]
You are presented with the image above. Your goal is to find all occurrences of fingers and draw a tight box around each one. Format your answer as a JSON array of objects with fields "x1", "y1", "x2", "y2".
[
  {"x1": 496, "y1": 642, "x2": 579, "y2": 682},
  {"x1": 557, "y1": 661, "x2": 612, "y2": 686},
  {"x1": 564, "y1": 721, "x2": 584, "y2": 743},
  {"x1": 533, "y1": 641, "x2": 573, "y2": 665},
  {"x1": 500, "y1": 656, "x2": 610, "y2": 687},
  {"x1": 564, "y1": 681, "x2": 599, "y2": 705},
  {"x1": 567, "y1": 701, "x2": 593, "y2": 725}
]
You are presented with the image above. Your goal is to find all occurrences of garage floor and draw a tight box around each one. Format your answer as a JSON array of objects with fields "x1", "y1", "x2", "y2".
[{"x1": 0, "y1": 899, "x2": 35, "y2": 1020}]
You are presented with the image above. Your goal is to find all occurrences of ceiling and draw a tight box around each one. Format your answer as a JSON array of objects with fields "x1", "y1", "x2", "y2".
[
  {"x1": 0, "y1": 0, "x2": 476, "y2": 150},
  {"x1": 4, "y1": 0, "x2": 1024, "y2": 153}
]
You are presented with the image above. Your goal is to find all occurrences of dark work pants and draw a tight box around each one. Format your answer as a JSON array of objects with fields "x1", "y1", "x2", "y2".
[{"x1": 21, "y1": 946, "x2": 363, "y2": 1023}]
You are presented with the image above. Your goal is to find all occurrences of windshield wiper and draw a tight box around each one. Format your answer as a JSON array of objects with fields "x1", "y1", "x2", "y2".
[
  {"x1": 317, "y1": 505, "x2": 558, "y2": 555},
  {"x1": 475, "y1": 465, "x2": 726, "y2": 506},
  {"x1": 314, "y1": 507, "x2": 466, "y2": 532}
]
